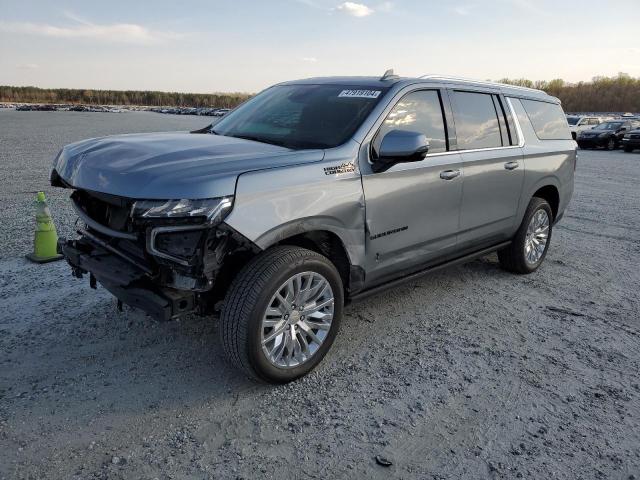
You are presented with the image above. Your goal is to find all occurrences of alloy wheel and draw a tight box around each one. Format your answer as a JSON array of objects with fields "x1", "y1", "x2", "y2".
[
  {"x1": 261, "y1": 271, "x2": 334, "y2": 368},
  {"x1": 524, "y1": 209, "x2": 550, "y2": 265}
]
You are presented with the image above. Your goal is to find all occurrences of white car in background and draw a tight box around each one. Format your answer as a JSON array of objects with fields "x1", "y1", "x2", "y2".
[{"x1": 566, "y1": 115, "x2": 610, "y2": 140}]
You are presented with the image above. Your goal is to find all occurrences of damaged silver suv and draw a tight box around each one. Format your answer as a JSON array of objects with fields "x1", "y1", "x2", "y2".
[{"x1": 52, "y1": 72, "x2": 575, "y2": 383}]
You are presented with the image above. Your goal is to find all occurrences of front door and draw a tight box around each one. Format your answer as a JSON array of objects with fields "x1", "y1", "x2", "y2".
[{"x1": 360, "y1": 89, "x2": 463, "y2": 285}]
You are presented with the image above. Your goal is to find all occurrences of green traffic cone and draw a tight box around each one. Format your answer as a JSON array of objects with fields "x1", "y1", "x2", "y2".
[{"x1": 25, "y1": 191, "x2": 64, "y2": 263}]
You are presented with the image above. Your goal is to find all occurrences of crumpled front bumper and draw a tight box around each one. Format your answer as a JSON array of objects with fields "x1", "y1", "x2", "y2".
[{"x1": 60, "y1": 236, "x2": 196, "y2": 321}]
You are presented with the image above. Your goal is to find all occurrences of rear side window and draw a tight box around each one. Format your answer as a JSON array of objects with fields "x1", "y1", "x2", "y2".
[
  {"x1": 521, "y1": 99, "x2": 571, "y2": 140},
  {"x1": 374, "y1": 90, "x2": 447, "y2": 155},
  {"x1": 450, "y1": 91, "x2": 502, "y2": 150}
]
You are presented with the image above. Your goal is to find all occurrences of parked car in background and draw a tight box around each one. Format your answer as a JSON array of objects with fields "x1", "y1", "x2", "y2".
[
  {"x1": 566, "y1": 115, "x2": 608, "y2": 140},
  {"x1": 622, "y1": 126, "x2": 640, "y2": 152},
  {"x1": 577, "y1": 120, "x2": 640, "y2": 150}
]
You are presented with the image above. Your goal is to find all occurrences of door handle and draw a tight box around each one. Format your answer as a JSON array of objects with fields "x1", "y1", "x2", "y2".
[
  {"x1": 439, "y1": 169, "x2": 461, "y2": 180},
  {"x1": 504, "y1": 161, "x2": 519, "y2": 170}
]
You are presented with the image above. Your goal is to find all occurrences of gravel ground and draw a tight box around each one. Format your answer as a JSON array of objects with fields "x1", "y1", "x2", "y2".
[{"x1": 1, "y1": 110, "x2": 639, "y2": 479}]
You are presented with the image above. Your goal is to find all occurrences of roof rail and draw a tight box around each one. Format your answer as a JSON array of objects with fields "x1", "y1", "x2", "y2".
[{"x1": 418, "y1": 74, "x2": 543, "y2": 93}]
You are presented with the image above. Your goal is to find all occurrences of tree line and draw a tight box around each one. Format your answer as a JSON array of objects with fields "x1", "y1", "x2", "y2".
[
  {"x1": 2, "y1": 74, "x2": 639, "y2": 112},
  {"x1": 0, "y1": 86, "x2": 251, "y2": 108},
  {"x1": 498, "y1": 74, "x2": 640, "y2": 112}
]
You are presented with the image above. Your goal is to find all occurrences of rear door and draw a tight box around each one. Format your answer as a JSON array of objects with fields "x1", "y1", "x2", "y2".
[
  {"x1": 360, "y1": 88, "x2": 463, "y2": 285},
  {"x1": 448, "y1": 90, "x2": 524, "y2": 248}
]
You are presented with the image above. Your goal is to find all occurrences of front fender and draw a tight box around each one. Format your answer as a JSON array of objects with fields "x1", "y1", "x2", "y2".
[{"x1": 224, "y1": 155, "x2": 366, "y2": 268}]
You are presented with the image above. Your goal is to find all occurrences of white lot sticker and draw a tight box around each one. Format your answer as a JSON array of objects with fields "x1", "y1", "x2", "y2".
[{"x1": 338, "y1": 89, "x2": 381, "y2": 99}]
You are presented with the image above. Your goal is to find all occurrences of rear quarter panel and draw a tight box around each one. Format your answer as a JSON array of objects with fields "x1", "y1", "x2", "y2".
[{"x1": 510, "y1": 97, "x2": 576, "y2": 223}]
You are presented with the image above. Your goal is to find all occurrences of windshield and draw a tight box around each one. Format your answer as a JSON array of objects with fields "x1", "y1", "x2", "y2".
[
  {"x1": 594, "y1": 122, "x2": 623, "y2": 130},
  {"x1": 566, "y1": 117, "x2": 580, "y2": 126},
  {"x1": 211, "y1": 84, "x2": 388, "y2": 149}
]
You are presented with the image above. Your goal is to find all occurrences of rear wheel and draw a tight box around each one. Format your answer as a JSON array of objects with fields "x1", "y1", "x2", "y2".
[
  {"x1": 220, "y1": 246, "x2": 343, "y2": 383},
  {"x1": 499, "y1": 197, "x2": 553, "y2": 274}
]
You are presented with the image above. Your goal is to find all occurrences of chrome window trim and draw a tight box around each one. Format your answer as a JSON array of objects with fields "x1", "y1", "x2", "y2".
[
  {"x1": 506, "y1": 97, "x2": 526, "y2": 148},
  {"x1": 363, "y1": 86, "x2": 527, "y2": 168},
  {"x1": 418, "y1": 96, "x2": 526, "y2": 158}
]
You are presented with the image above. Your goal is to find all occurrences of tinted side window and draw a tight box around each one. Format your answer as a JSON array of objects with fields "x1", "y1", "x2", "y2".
[
  {"x1": 521, "y1": 99, "x2": 571, "y2": 140},
  {"x1": 451, "y1": 91, "x2": 502, "y2": 150},
  {"x1": 374, "y1": 90, "x2": 447, "y2": 155}
]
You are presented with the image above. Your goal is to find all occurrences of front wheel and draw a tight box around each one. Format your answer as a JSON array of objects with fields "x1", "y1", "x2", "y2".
[
  {"x1": 498, "y1": 197, "x2": 553, "y2": 274},
  {"x1": 605, "y1": 137, "x2": 617, "y2": 150},
  {"x1": 220, "y1": 246, "x2": 344, "y2": 383}
]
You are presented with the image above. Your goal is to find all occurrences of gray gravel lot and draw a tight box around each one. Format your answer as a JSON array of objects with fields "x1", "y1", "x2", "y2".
[{"x1": 1, "y1": 110, "x2": 639, "y2": 479}]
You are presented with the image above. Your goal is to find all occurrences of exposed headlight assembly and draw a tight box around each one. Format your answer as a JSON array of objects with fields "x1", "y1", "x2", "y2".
[
  {"x1": 132, "y1": 196, "x2": 233, "y2": 224},
  {"x1": 131, "y1": 196, "x2": 234, "y2": 267}
]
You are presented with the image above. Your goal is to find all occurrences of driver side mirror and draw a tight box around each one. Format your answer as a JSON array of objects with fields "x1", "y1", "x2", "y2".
[{"x1": 372, "y1": 130, "x2": 429, "y2": 173}]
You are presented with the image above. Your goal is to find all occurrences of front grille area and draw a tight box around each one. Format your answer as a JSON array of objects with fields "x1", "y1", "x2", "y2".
[{"x1": 72, "y1": 189, "x2": 133, "y2": 233}]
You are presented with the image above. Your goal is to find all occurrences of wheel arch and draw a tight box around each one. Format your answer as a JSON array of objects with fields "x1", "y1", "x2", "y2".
[
  {"x1": 211, "y1": 225, "x2": 363, "y2": 307},
  {"x1": 271, "y1": 229, "x2": 364, "y2": 297},
  {"x1": 532, "y1": 184, "x2": 560, "y2": 220}
]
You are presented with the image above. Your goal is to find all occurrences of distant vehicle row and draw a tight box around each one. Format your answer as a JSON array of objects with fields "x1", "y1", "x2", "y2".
[
  {"x1": 149, "y1": 107, "x2": 231, "y2": 116},
  {"x1": 566, "y1": 115, "x2": 610, "y2": 140},
  {"x1": 571, "y1": 118, "x2": 640, "y2": 151},
  {"x1": 6, "y1": 104, "x2": 232, "y2": 117}
]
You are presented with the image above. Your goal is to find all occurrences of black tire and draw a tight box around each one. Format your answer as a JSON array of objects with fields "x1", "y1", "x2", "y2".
[
  {"x1": 624, "y1": 146, "x2": 633, "y2": 153},
  {"x1": 498, "y1": 197, "x2": 553, "y2": 274},
  {"x1": 605, "y1": 137, "x2": 616, "y2": 151},
  {"x1": 220, "y1": 245, "x2": 344, "y2": 383}
]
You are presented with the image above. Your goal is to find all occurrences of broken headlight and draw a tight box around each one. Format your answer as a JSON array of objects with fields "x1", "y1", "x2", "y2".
[{"x1": 131, "y1": 196, "x2": 233, "y2": 224}]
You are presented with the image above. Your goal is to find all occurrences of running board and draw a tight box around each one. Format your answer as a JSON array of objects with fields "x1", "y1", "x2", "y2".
[{"x1": 349, "y1": 241, "x2": 511, "y2": 303}]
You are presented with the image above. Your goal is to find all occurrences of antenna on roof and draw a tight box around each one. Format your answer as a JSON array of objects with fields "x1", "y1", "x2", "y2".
[{"x1": 380, "y1": 68, "x2": 399, "y2": 81}]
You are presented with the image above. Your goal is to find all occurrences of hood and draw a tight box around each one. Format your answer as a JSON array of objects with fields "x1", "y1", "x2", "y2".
[{"x1": 52, "y1": 132, "x2": 324, "y2": 199}]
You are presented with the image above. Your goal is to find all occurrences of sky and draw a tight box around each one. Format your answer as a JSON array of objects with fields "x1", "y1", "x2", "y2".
[{"x1": 1, "y1": 0, "x2": 639, "y2": 93}]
